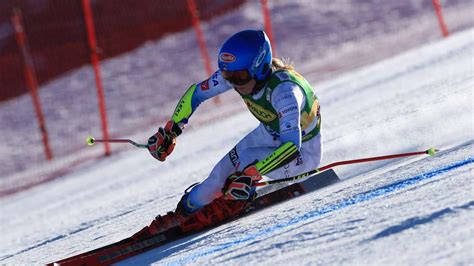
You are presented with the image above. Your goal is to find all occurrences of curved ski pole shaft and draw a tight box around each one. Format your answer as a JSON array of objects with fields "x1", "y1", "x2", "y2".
[
  {"x1": 316, "y1": 148, "x2": 438, "y2": 172},
  {"x1": 255, "y1": 148, "x2": 439, "y2": 187},
  {"x1": 86, "y1": 136, "x2": 148, "y2": 149}
]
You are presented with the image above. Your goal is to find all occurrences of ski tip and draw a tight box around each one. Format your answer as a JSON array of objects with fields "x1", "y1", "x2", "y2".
[
  {"x1": 86, "y1": 136, "x2": 95, "y2": 146},
  {"x1": 427, "y1": 148, "x2": 439, "y2": 156}
]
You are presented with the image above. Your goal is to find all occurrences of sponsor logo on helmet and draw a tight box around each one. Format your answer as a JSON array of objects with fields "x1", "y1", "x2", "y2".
[
  {"x1": 219, "y1": 53, "x2": 236, "y2": 63},
  {"x1": 244, "y1": 99, "x2": 277, "y2": 122},
  {"x1": 255, "y1": 49, "x2": 266, "y2": 67}
]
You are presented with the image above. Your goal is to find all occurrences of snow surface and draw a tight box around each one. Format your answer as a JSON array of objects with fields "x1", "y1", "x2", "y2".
[{"x1": 1, "y1": 21, "x2": 473, "y2": 265}]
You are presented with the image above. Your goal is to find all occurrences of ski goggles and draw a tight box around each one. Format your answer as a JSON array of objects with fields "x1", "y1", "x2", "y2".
[{"x1": 221, "y1": 70, "x2": 252, "y2": 86}]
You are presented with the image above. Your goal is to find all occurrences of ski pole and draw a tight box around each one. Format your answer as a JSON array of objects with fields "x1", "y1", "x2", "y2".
[
  {"x1": 86, "y1": 136, "x2": 148, "y2": 149},
  {"x1": 255, "y1": 148, "x2": 439, "y2": 187}
]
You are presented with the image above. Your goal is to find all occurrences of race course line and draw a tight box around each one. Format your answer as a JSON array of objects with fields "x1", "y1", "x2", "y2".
[{"x1": 167, "y1": 156, "x2": 474, "y2": 265}]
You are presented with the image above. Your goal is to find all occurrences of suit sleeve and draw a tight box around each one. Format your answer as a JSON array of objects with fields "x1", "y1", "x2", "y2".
[
  {"x1": 271, "y1": 82, "x2": 305, "y2": 149},
  {"x1": 254, "y1": 82, "x2": 305, "y2": 175},
  {"x1": 171, "y1": 71, "x2": 232, "y2": 126}
]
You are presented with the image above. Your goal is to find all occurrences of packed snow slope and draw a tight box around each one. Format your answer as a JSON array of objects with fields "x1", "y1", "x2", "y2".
[{"x1": 1, "y1": 29, "x2": 473, "y2": 265}]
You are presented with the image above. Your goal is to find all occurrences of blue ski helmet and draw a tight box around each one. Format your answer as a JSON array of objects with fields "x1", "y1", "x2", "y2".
[{"x1": 218, "y1": 30, "x2": 273, "y2": 81}]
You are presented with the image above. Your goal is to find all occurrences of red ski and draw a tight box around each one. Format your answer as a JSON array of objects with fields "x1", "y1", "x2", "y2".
[{"x1": 49, "y1": 169, "x2": 340, "y2": 265}]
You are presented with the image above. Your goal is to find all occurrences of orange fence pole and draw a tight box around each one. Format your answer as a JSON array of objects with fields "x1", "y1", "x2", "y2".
[
  {"x1": 82, "y1": 0, "x2": 111, "y2": 156},
  {"x1": 186, "y1": 0, "x2": 220, "y2": 103},
  {"x1": 431, "y1": 0, "x2": 449, "y2": 37},
  {"x1": 260, "y1": 0, "x2": 276, "y2": 56},
  {"x1": 187, "y1": 0, "x2": 213, "y2": 77},
  {"x1": 11, "y1": 9, "x2": 53, "y2": 161}
]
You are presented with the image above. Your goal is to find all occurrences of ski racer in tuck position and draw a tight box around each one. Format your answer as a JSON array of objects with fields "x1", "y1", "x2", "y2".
[{"x1": 145, "y1": 30, "x2": 322, "y2": 232}]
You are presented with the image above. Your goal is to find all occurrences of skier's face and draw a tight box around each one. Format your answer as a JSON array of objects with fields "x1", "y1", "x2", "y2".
[
  {"x1": 234, "y1": 79, "x2": 256, "y2": 95},
  {"x1": 221, "y1": 69, "x2": 256, "y2": 95}
]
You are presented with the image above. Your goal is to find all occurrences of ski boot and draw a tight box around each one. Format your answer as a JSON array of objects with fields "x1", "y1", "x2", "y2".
[
  {"x1": 131, "y1": 211, "x2": 185, "y2": 240},
  {"x1": 179, "y1": 196, "x2": 249, "y2": 232}
]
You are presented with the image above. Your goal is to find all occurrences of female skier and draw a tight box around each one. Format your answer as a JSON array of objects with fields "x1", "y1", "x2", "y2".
[{"x1": 147, "y1": 30, "x2": 322, "y2": 221}]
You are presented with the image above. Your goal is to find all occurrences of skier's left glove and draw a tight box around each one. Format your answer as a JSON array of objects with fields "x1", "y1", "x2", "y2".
[
  {"x1": 147, "y1": 121, "x2": 182, "y2": 161},
  {"x1": 223, "y1": 165, "x2": 262, "y2": 201}
]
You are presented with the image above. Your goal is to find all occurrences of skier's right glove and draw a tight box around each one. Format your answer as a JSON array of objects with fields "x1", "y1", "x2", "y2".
[{"x1": 147, "y1": 121, "x2": 182, "y2": 161}]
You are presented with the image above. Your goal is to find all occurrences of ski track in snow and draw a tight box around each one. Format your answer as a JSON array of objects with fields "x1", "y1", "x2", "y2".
[
  {"x1": 171, "y1": 157, "x2": 474, "y2": 265},
  {"x1": 122, "y1": 142, "x2": 474, "y2": 265},
  {"x1": 1, "y1": 3, "x2": 473, "y2": 265}
]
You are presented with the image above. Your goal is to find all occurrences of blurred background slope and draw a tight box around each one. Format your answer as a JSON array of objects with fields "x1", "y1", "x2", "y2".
[
  {"x1": 0, "y1": 0, "x2": 472, "y2": 194},
  {"x1": 0, "y1": 0, "x2": 245, "y2": 101}
]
